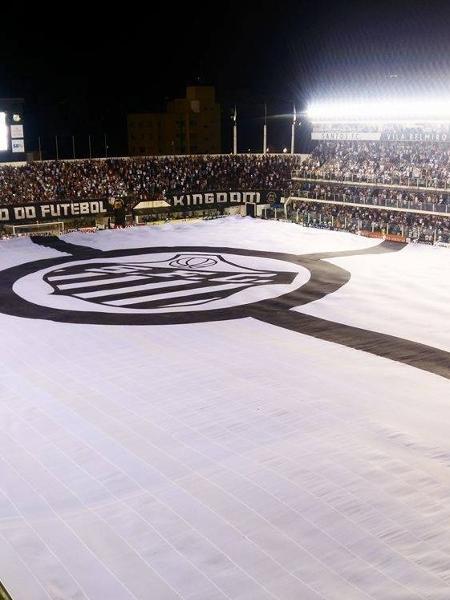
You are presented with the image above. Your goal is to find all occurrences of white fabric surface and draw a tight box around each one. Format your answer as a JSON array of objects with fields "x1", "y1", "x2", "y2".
[{"x1": 0, "y1": 218, "x2": 449, "y2": 600}]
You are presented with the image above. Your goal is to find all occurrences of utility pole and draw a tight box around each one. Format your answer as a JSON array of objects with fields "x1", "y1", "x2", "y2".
[
  {"x1": 263, "y1": 104, "x2": 267, "y2": 154},
  {"x1": 291, "y1": 105, "x2": 297, "y2": 154},
  {"x1": 233, "y1": 106, "x2": 238, "y2": 154}
]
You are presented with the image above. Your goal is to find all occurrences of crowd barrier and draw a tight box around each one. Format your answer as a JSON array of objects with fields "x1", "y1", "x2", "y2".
[
  {"x1": 292, "y1": 173, "x2": 450, "y2": 194},
  {"x1": 289, "y1": 190, "x2": 450, "y2": 215}
]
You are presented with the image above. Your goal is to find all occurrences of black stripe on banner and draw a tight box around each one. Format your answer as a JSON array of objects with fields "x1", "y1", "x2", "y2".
[
  {"x1": 77, "y1": 278, "x2": 224, "y2": 304},
  {"x1": 253, "y1": 310, "x2": 450, "y2": 381},
  {"x1": 30, "y1": 235, "x2": 103, "y2": 257},
  {"x1": 48, "y1": 272, "x2": 149, "y2": 289},
  {"x1": 0, "y1": 580, "x2": 13, "y2": 600},
  {"x1": 119, "y1": 285, "x2": 249, "y2": 309}
]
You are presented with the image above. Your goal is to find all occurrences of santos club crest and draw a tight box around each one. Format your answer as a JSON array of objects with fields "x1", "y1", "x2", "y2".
[
  {"x1": 43, "y1": 254, "x2": 298, "y2": 312},
  {"x1": 1, "y1": 239, "x2": 312, "y2": 324}
]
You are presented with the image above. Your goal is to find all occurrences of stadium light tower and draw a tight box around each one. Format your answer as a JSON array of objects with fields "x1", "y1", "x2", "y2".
[
  {"x1": 232, "y1": 106, "x2": 237, "y2": 154},
  {"x1": 291, "y1": 105, "x2": 296, "y2": 154},
  {"x1": 306, "y1": 98, "x2": 450, "y2": 121},
  {"x1": 263, "y1": 104, "x2": 267, "y2": 154}
]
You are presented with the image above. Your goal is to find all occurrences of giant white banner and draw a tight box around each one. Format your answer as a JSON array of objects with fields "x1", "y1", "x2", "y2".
[{"x1": 0, "y1": 222, "x2": 449, "y2": 600}]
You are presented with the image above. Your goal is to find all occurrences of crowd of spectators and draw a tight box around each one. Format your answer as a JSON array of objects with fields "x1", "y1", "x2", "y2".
[
  {"x1": 296, "y1": 142, "x2": 450, "y2": 188},
  {"x1": 294, "y1": 182, "x2": 450, "y2": 212},
  {"x1": 0, "y1": 155, "x2": 298, "y2": 206},
  {"x1": 285, "y1": 201, "x2": 450, "y2": 243},
  {"x1": 1, "y1": 148, "x2": 450, "y2": 247}
]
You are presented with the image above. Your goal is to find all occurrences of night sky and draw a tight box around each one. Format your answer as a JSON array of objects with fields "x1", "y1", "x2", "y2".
[{"x1": 2, "y1": 1, "x2": 450, "y2": 156}]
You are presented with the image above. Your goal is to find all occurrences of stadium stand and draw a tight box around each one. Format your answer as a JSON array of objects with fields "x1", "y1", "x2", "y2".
[
  {"x1": 295, "y1": 141, "x2": 450, "y2": 188},
  {"x1": 0, "y1": 144, "x2": 449, "y2": 246},
  {"x1": 285, "y1": 201, "x2": 450, "y2": 243},
  {"x1": 293, "y1": 182, "x2": 450, "y2": 212},
  {"x1": 0, "y1": 154, "x2": 297, "y2": 205},
  {"x1": 287, "y1": 135, "x2": 450, "y2": 244}
]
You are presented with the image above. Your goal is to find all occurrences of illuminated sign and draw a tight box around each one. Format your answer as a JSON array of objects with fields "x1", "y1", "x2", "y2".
[{"x1": 0, "y1": 113, "x2": 8, "y2": 151}]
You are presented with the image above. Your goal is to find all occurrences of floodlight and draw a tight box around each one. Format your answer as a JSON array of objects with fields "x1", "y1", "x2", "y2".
[{"x1": 306, "y1": 99, "x2": 450, "y2": 122}]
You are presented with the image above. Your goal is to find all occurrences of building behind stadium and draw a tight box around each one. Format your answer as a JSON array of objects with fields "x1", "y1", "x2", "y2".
[{"x1": 127, "y1": 86, "x2": 221, "y2": 156}]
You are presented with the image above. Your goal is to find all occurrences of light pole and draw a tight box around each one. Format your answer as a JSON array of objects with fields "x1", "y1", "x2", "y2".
[
  {"x1": 263, "y1": 104, "x2": 267, "y2": 154},
  {"x1": 233, "y1": 106, "x2": 237, "y2": 154},
  {"x1": 291, "y1": 105, "x2": 297, "y2": 154}
]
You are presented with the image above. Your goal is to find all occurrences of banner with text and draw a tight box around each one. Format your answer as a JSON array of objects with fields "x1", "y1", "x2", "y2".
[
  {"x1": 380, "y1": 131, "x2": 449, "y2": 142},
  {"x1": 0, "y1": 200, "x2": 110, "y2": 225},
  {"x1": 165, "y1": 190, "x2": 282, "y2": 209},
  {"x1": 311, "y1": 132, "x2": 382, "y2": 141},
  {"x1": 0, "y1": 192, "x2": 282, "y2": 225},
  {"x1": 311, "y1": 126, "x2": 450, "y2": 142}
]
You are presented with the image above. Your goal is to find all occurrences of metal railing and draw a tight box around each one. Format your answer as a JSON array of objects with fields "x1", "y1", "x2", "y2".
[
  {"x1": 292, "y1": 189, "x2": 450, "y2": 215},
  {"x1": 263, "y1": 208, "x2": 450, "y2": 245},
  {"x1": 292, "y1": 170, "x2": 450, "y2": 192}
]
